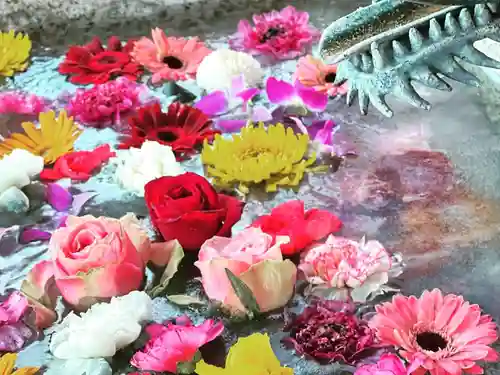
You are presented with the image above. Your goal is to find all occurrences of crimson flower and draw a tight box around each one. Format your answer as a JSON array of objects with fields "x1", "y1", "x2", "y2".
[
  {"x1": 58, "y1": 36, "x2": 143, "y2": 85},
  {"x1": 283, "y1": 300, "x2": 376, "y2": 365},
  {"x1": 119, "y1": 102, "x2": 220, "y2": 159}
]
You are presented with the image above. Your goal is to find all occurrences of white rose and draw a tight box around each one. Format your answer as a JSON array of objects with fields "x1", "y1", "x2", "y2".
[
  {"x1": 196, "y1": 49, "x2": 264, "y2": 92},
  {"x1": 49, "y1": 291, "x2": 153, "y2": 359},
  {"x1": 114, "y1": 140, "x2": 184, "y2": 196}
]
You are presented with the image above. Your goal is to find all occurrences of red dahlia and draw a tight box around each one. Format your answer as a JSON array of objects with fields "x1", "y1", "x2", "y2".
[
  {"x1": 58, "y1": 36, "x2": 143, "y2": 85},
  {"x1": 119, "y1": 102, "x2": 220, "y2": 159}
]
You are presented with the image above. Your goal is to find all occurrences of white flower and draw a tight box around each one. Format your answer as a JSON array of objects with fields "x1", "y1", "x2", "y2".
[
  {"x1": 49, "y1": 291, "x2": 153, "y2": 359},
  {"x1": 196, "y1": 49, "x2": 264, "y2": 92},
  {"x1": 114, "y1": 140, "x2": 184, "y2": 196}
]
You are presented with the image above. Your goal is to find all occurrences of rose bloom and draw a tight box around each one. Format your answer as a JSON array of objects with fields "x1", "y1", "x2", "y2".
[
  {"x1": 131, "y1": 316, "x2": 223, "y2": 372},
  {"x1": 25, "y1": 213, "x2": 176, "y2": 310},
  {"x1": 144, "y1": 172, "x2": 243, "y2": 251},
  {"x1": 195, "y1": 227, "x2": 297, "y2": 313},
  {"x1": 299, "y1": 235, "x2": 392, "y2": 302}
]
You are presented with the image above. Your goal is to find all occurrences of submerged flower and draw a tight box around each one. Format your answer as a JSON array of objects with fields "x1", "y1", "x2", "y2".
[
  {"x1": 283, "y1": 300, "x2": 376, "y2": 364},
  {"x1": 0, "y1": 353, "x2": 39, "y2": 375},
  {"x1": 132, "y1": 28, "x2": 211, "y2": 84},
  {"x1": 229, "y1": 6, "x2": 320, "y2": 60},
  {"x1": 119, "y1": 102, "x2": 219, "y2": 159},
  {"x1": 0, "y1": 291, "x2": 35, "y2": 352},
  {"x1": 0, "y1": 92, "x2": 48, "y2": 115},
  {"x1": 196, "y1": 49, "x2": 264, "y2": 92},
  {"x1": 371, "y1": 289, "x2": 499, "y2": 375},
  {"x1": 201, "y1": 122, "x2": 321, "y2": 193},
  {"x1": 131, "y1": 316, "x2": 223, "y2": 372},
  {"x1": 295, "y1": 55, "x2": 348, "y2": 97},
  {"x1": 67, "y1": 78, "x2": 147, "y2": 127},
  {"x1": 196, "y1": 333, "x2": 293, "y2": 375},
  {"x1": 0, "y1": 31, "x2": 32, "y2": 77},
  {"x1": 58, "y1": 36, "x2": 143, "y2": 85},
  {"x1": 0, "y1": 110, "x2": 81, "y2": 164}
]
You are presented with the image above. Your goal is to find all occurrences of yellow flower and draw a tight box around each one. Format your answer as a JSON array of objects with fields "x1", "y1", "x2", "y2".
[
  {"x1": 0, "y1": 30, "x2": 32, "y2": 77},
  {"x1": 195, "y1": 333, "x2": 293, "y2": 375},
  {"x1": 0, "y1": 353, "x2": 39, "y2": 375},
  {"x1": 201, "y1": 123, "x2": 322, "y2": 193},
  {"x1": 0, "y1": 110, "x2": 82, "y2": 164}
]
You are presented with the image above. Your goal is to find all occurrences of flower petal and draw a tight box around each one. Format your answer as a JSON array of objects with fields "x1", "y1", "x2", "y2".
[
  {"x1": 46, "y1": 183, "x2": 72, "y2": 212},
  {"x1": 194, "y1": 91, "x2": 229, "y2": 116},
  {"x1": 20, "y1": 228, "x2": 52, "y2": 243},
  {"x1": 266, "y1": 77, "x2": 296, "y2": 104}
]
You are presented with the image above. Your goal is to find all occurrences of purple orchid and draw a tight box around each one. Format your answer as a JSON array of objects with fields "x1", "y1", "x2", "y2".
[
  {"x1": 266, "y1": 77, "x2": 328, "y2": 112},
  {"x1": 0, "y1": 291, "x2": 35, "y2": 352}
]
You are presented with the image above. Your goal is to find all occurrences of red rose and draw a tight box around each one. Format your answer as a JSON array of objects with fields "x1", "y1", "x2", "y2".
[
  {"x1": 251, "y1": 200, "x2": 342, "y2": 255},
  {"x1": 40, "y1": 144, "x2": 115, "y2": 181},
  {"x1": 144, "y1": 172, "x2": 243, "y2": 251}
]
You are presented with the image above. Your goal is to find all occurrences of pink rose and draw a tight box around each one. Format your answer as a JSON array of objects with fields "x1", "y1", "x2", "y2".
[
  {"x1": 195, "y1": 227, "x2": 297, "y2": 313},
  {"x1": 355, "y1": 353, "x2": 421, "y2": 375},
  {"x1": 131, "y1": 316, "x2": 223, "y2": 372},
  {"x1": 25, "y1": 213, "x2": 176, "y2": 310},
  {"x1": 299, "y1": 235, "x2": 392, "y2": 302}
]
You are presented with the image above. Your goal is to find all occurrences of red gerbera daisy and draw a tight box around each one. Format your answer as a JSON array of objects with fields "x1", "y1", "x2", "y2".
[
  {"x1": 119, "y1": 102, "x2": 220, "y2": 159},
  {"x1": 58, "y1": 36, "x2": 143, "y2": 85}
]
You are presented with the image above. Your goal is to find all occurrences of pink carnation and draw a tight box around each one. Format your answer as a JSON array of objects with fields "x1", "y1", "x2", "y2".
[
  {"x1": 66, "y1": 78, "x2": 148, "y2": 128},
  {"x1": 0, "y1": 92, "x2": 48, "y2": 115},
  {"x1": 229, "y1": 6, "x2": 320, "y2": 60}
]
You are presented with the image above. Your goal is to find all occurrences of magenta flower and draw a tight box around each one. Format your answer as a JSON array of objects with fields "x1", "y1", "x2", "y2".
[
  {"x1": 0, "y1": 291, "x2": 35, "y2": 352},
  {"x1": 0, "y1": 91, "x2": 48, "y2": 115},
  {"x1": 266, "y1": 77, "x2": 328, "y2": 112},
  {"x1": 230, "y1": 6, "x2": 320, "y2": 60},
  {"x1": 355, "y1": 354, "x2": 422, "y2": 375},
  {"x1": 66, "y1": 78, "x2": 149, "y2": 128}
]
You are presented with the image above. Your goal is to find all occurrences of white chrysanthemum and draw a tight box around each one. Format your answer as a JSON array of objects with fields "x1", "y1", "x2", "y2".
[
  {"x1": 196, "y1": 49, "x2": 264, "y2": 92},
  {"x1": 50, "y1": 291, "x2": 153, "y2": 359},
  {"x1": 114, "y1": 140, "x2": 184, "y2": 196}
]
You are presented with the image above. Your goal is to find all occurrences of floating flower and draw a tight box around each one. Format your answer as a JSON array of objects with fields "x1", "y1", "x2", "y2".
[
  {"x1": 283, "y1": 300, "x2": 376, "y2": 365},
  {"x1": 266, "y1": 76, "x2": 328, "y2": 112},
  {"x1": 130, "y1": 316, "x2": 223, "y2": 372},
  {"x1": 58, "y1": 36, "x2": 143, "y2": 85},
  {"x1": 119, "y1": 102, "x2": 219, "y2": 159},
  {"x1": 132, "y1": 28, "x2": 211, "y2": 84},
  {"x1": 370, "y1": 289, "x2": 499, "y2": 375},
  {"x1": 0, "y1": 92, "x2": 48, "y2": 115},
  {"x1": 201, "y1": 122, "x2": 321, "y2": 194},
  {"x1": 0, "y1": 110, "x2": 81, "y2": 165},
  {"x1": 354, "y1": 353, "x2": 421, "y2": 375},
  {"x1": 229, "y1": 6, "x2": 320, "y2": 60},
  {"x1": 196, "y1": 49, "x2": 264, "y2": 92},
  {"x1": 114, "y1": 140, "x2": 184, "y2": 196},
  {"x1": 0, "y1": 353, "x2": 39, "y2": 375},
  {"x1": 66, "y1": 78, "x2": 147, "y2": 127},
  {"x1": 195, "y1": 227, "x2": 297, "y2": 313},
  {"x1": 251, "y1": 200, "x2": 342, "y2": 255},
  {"x1": 50, "y1": 291, "x2": 152, "y2": 359},
  {"x1": 0, "y1": 31, "x2": 32, "y2": 77},
  {"x1": 299, "y1": 235, "x2": 394, "y2": 302},
  {"x1": 0, "y1": 291, "x2": 35, "y2": 352},
  {"x1": 196, "y1": 333, "x2": 293, "y2": 374},
  {"x1": 40, "y1": 144, "x2": 115, "y2": 181},
  {"x1": 295, "y1": 55, "x2": 348, "y2": 97}
]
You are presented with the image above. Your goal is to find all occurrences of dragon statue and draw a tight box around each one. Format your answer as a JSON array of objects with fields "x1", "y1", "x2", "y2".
[{"x1": 318, "y1": 0, "x2": 500, "y2": 116}]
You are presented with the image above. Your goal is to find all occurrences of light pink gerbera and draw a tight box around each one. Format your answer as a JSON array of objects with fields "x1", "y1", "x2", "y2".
[
  {"x1": 131, "y1": 28, "x2": 212, "y2": 84},
  {"x1": 229, "y1": 6, "x2": 320, "y2": 61},
  {"x1": 295, "y1": 55, "x2": 348, "y2": 97},
  {"x1": 371, "y1": 289, "x2": 498, "y2": 375}
]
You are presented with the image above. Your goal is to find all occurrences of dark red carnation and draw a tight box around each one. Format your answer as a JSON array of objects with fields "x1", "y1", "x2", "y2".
[
  {"x1": 58, "y1": 36, "x2": 143, "y2": 85},
  {"x1": 250, "y1": 200, "x2": 342, "y2": 255},
  {"x1": 119, "y1": 102, "x2": 220, "y2": 160},
  {"x1": 144, "y1": 172, "x2": 243, "y2": 251},
  {"x1": 283, "y1": 300, "x2": 376, "y2": 364}
]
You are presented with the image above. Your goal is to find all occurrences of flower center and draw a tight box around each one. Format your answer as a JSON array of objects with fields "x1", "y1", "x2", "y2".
[
  {"x1": 324, "y1": 72, "x2": 337, "y2": 83},
  {"x1": 416, "y1": 331, "x2": 448, "y2": 352},
  {"x1": 157, "y1": 130, "x2": 179, "y2": 142},
  {"x1": 97, "y1": 55, "x2": 118, "y2": 64},
  {"x1": 260, "y1": 27, "x2": 283, "y2": 42},
  {"x1": 162, "y1": 56, "x2": 184, "y2": 69}
]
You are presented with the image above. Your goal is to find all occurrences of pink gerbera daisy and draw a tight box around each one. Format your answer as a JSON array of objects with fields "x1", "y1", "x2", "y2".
[
  {"x1": 229, "y1": 6, "x2": 320, "y2": 61},
  {"x1": 131, "y1": 28, "x2": 212, "y2": 84},
  {"x1": 371, "y1": 289, "x2": 498, "y2": 375},
  {"x1": 295, "y1": 55, "x2": 348, "y2": 97}
]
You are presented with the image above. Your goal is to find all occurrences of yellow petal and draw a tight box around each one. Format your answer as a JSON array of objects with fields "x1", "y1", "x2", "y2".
[
  {"x1": 195, "y1": 360, "x2": 228, "y2": 375},
  {"x1": 0, "y1": 353, "x2": 16, "y2": 375}
]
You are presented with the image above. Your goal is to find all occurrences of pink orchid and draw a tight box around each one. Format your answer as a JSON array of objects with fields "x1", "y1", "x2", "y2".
[
  {"x1": 131, "y1": 316, "x2": 224, "y2": 372},
  {"x1": 0, "y1": 291, "x2": 35, "y2": 352},
  {"x1": 266, "y1": 76, "x2": 328, "y2": 112},
  {"x1": 355, "y1": 354, "x2": 423, "y2": 375}
]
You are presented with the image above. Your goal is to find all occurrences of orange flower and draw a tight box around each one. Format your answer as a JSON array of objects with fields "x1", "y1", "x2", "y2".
[
  {"x1": 295, "y1": 55, "x2": 348, "y2": 97},
  {"x1": 0, "y1": 353, "x2": 39, "y2": 375}
]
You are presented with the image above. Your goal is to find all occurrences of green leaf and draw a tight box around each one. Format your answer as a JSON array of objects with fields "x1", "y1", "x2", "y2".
[
  {"x1": 225, "y1": 268, "x2": 261, "y2": 317},
  {"x1": 148, "y1": 241, "x2": 184, "y2": 298},
  {"x1": 167, "y1": 294, "x2": 206, "y2": 306},
  {"x1": 176, "y1": 350, "x2": 201, "y2": 374}
]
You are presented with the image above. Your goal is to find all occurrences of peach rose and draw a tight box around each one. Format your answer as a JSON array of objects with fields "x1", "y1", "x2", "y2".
[{"x1": 194, "y1": 227, "x2": 297, "y2": 313}]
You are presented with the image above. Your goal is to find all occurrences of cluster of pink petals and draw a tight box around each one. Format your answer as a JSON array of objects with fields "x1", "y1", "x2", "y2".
[
  {"x1": 371, "y1": 289, "x2": 498, "y2": 375},
  {"x1": 230, "y1": 6, "x2": 320, "y2": 60},
  {"x1": 0, "y1": 291, "x2": 34, "y2": 352},
  {"x1": 295, "y1": 55, "x2": 348, "y2": 97},
  {"x1": 0, "y1": 91, "x2": 49, "y2": 115},
  {"x1": 66, "y1": 78, "x2": 147, "y2": 127},
  {"x1": 355, "y1": 353, "x2": 422, "y2": 375}
]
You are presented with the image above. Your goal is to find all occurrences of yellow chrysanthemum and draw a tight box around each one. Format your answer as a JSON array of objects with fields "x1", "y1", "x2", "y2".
[
  {"x1": 0, "y1": 110, "x2": 81, "y2": 165},
  {"x1": 195, "y1": 333, "x2": 293, "y2": 375},
  {"x1": 0, "y1": 30, "x2": 32, "y2": 77},
  {"x1": 0, "y1": 353, "x2": 39, "y2": 375},
  {"x1": 201, "y1": 123, "x2": 322, "y2": 193}
]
